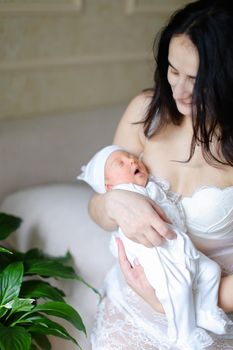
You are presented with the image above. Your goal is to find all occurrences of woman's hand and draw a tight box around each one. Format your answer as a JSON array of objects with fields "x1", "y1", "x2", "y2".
[
  {"x1": 107, "y1": 189, "x2": 176, "y2": 247},
  {"x1": 117, "y1": 238, "x2": 164, "y2": 313}
]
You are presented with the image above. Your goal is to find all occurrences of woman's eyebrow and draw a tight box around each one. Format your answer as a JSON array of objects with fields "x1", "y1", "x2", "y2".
[
  {"x1": 168, "y1": 60, "x2": 196, "y2": 79},
  {"x1": 168, "y1": 61, "x2": 177, "y2": 71}
]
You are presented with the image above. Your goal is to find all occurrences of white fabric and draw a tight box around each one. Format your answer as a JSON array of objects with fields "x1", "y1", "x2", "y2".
[
  {"x1": 77, "y1": 145, "x2": 124, "y2": 193},
  {"x1": 181, "y1": 185, "x2": 233, "y2": 276},
  {"x1": 107, "y1": 180, "x2": 231, "y2": 349},
  {"x1": 91, "y1": 179, "x2": 233, "y2": 350},
  {"x1": 181, "y1": 186, "x2": 233, "y2": 240}
]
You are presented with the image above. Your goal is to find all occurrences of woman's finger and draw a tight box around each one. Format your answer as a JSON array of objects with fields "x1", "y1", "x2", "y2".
[
  {"x1": 117, "y1": 238, "x2": 143, "y2": 283},
  {"x1": 116, "y1": 237, "x2": 164, "y2": 313},
  {"x1": 146, "y1": 228, "x2": 165, "y2": 247},
  {"x1": 117, "y1": 238, "x2": 133, "y2": 271},
  {"x1": 135, "y1": 235, "x2": 156, "y2": 248},
  {"x1": 150, "y1": 206, "x2": 176, "y2": 240},
  {"x1": 150, "y1": 200, "x2": 172, "y2": 224}
]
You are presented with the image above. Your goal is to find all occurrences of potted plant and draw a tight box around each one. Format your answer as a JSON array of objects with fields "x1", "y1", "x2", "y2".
[{"x1": 0, "y1": 212, "x2": 98, "y2": 350}]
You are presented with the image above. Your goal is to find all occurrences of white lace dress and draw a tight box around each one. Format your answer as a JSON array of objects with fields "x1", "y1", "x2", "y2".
[{"x1": 91, "y1": 181, "x2": 233, "y2": 350}]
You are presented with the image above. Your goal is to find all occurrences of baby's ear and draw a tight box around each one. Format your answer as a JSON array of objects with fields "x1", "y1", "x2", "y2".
[{"x1": 105, "y1": 183, "x2": 112, "y2": 191}]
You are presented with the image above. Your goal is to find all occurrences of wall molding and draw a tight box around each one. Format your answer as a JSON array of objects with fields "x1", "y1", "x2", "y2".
[
  {"x1": 125, "y1": 0, "x2": 181, "y2": 15},
  {"x1": 0, "y1": 52, "x2": 153, "y2": 72},
  {"x1": 0, "y1": 1, "x2": 83, "y2": 16}
]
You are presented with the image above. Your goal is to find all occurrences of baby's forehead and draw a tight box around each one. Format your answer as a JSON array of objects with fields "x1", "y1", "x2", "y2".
[
  {"x1": 108, "y1": 150, "x2": 128, "y2": 161},
  {"x1": 105, "y1": 150, "x2": 128, "y2": 170}
]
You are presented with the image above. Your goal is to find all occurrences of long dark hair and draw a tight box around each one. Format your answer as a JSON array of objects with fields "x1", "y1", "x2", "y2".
[{"x1": 144, "y1": 0, "x2": 233, "y2": 166}]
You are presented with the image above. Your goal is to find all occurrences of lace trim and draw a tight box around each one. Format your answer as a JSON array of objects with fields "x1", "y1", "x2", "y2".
[
  {"x1": 91, "y1": 266, "x2": 233, "y2": 350},
  {"x1": 91, "y1": 297, "x2": 162, "y2": 350},
  {"x1": 91, "y1": 295, "x2": 233, "y2": 350},
  {"x1": 152, "y1": 176, "x2": 187, "y2": 231},
  {"x1": 177, "y1": 328, "x2": 213, "y2": 349},
  {"x1": 214, "y1": 308, "x2": 233, "y2": 333},
  {"x1": 153, "y1": 176, "x2": 233, "y2": 202}
]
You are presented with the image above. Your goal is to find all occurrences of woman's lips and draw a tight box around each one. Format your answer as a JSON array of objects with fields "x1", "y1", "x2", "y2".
[{"x1": 177, "y1": 99, "x2": 192, "y2": 105}]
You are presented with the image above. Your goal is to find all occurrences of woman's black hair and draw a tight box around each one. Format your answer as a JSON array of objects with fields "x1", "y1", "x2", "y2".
[{"x1": 144, "y1": 0, "x2": 233, "y2": 166}]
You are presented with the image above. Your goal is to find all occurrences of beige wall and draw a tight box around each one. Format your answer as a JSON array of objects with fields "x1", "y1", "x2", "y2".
[{"x1": 0, "y1": 0, "x2": 188, "y2": 120}]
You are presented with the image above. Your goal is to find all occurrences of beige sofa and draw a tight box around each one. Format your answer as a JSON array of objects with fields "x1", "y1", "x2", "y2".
[{"x1": 0, "y1": 104, "x2": 126, "y2": 349}]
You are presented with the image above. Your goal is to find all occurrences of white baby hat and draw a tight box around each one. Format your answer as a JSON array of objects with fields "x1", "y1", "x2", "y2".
[{"x1": 77, "y1": 145, "x2": 124, "y2": 193}]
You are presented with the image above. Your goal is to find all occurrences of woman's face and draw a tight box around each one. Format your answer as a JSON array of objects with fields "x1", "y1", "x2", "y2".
[{"x1": 167, "y1": 34, "x2": 199, "y2": 117}]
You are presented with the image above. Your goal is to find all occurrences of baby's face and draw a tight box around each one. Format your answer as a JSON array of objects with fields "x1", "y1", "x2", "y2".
[{"x1": 105, "y1": 151, "x2": 149, "y2": 190}]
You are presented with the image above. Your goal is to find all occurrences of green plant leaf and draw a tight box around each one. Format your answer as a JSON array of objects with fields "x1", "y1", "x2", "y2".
[
  {"x1": 30, "y1": 344, "x2": 39, "y2": 350},
  {"x1": 0, "y1": 252, "x2": 23, "y2": 273},
  {"x1": 9, "y1": 297, "x2": 35, "y2": 315},
  {"x1": 29, "y1": 301, "x2": 86, "y2": 334},
  {"x1": 31, "y1": 333, "x2": 51, "y2": 350},
  {"x1": 23, "y1": 259, "x2": 100, "y2": 297},
  {"x1": 0, "y1": 213, "x2": 22, "y2": 241},
  {"x1": 0, "y1": 262, "x2": 23, "y2": 305},
  {"x1": 0, "y1": 307, "x2": 8, "y2": 318},
  {"x1": 75, "y1": 275, "x2": 101, "y2": 299},
  {"x1": 0, "y1": 247, "x2": 99, "y2": 297},
  {"x1": 25, "y1": 249, "x2": 72, "y2": 264},
  {"x1": 28, "y1": 316, "x2": 78, "y2": 345},
  {"x1": 0, "y1": 247, "x2": 13, "y2": 255},
  {"x1": 20, "y1": 280, "x2": 65, "y2": 301},
  {"x1": 24, "y1": 260, "x2": 77, "y2": 279},
  {"x1": 0, "y1": 325, "x2": 31, "y2": 350}
]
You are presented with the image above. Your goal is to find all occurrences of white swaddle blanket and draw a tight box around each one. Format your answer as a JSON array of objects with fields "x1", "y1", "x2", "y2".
[
  {"x1": 78, "y1": 146, "x2": 233, "y2": 349},
  {"x1": 108, "y1": 179, "x2": 233, "y2": 349}
]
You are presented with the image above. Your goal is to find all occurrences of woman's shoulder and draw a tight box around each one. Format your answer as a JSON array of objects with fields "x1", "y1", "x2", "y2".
[
  {"x1": 126, "y1": 90, "x2": 153, "y2": 123},
  {"x1": 113, "y1": 91, "x2": 153, "y2": 155}
]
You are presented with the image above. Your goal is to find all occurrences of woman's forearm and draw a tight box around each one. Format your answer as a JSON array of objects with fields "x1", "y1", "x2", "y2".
[
  {"x1": 88, "y1": 192, "x2": 117, "y2": 231},
  {"x1": 218, "y1": 274, "x2": 233, "y2": 313},
  {"x1": 146, "y1": 293, "x2": 165, "y2": 314}
]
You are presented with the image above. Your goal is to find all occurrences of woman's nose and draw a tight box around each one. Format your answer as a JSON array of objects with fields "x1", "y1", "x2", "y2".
[{"x1": 172, "y1": 79, "x2": 190, "y2": 99}]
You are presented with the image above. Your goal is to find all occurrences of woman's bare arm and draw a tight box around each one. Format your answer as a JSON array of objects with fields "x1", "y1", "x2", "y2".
[
  {"x1": 89, "y1": 94, "x2": 145, "y2": 228},
  {"x1": 88, "y1": 93, "x2": 176, "y2": 246},
  {"x1": 219, "y1": 274, "x2": 233, "y2": 313},
  {"x1": 88, "y1": 192, "x2": 117, "y2": 231},
  {"x1": 88, "y1": 93, "x2": 147, "y2": 227}
]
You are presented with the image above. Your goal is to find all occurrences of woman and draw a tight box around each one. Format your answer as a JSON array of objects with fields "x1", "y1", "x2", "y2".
[{"x1": 90, "y1": 0, "x2": 233, "y2": 348}]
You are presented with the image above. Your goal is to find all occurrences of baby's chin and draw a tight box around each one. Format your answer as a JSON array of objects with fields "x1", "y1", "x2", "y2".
[{"x1": 133, "y1": 174, "x2": 149, "y2": 187}]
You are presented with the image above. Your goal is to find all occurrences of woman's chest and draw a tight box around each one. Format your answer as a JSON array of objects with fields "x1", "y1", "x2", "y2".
[{"x1": 142, "y1": 131, "x2": 233, "y2": 197}]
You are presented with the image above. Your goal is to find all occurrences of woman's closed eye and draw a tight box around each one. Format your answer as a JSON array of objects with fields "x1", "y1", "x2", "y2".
[
  {"x1": 170, "y1": 68, "x2": 179, "y2": 76},
  {"x1": 188, "y1": 76, "x2": 196, "y2": 83},
  {"x1": 168, "y1": 64, "x2": 178, "y2": 75}
]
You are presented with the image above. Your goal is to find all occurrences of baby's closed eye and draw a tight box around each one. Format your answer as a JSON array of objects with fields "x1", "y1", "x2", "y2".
[{"x1": 118, "y1": 160, "x2": 124, "y2": 167}]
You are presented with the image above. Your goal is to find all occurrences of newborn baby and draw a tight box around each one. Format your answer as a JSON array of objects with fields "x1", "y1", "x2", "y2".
[{"x1": 78, "y1": 145, "x2": 233, "y2": 350}]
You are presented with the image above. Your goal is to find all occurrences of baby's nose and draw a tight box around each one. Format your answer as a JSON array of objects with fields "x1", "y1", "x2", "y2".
[
  {"x1": 130, "y1": 158, "x2": 137, "y2": 166},
  {"x1": 129, "y1": 156, "x2": 135, "y2": 162}
]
